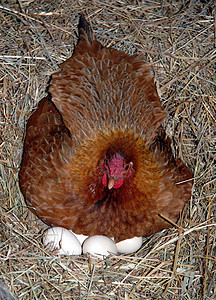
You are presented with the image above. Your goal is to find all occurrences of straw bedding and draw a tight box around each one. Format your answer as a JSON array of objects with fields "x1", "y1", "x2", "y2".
[{"x1": 0, "y1": 1, "x2": 215, "y2": 299}]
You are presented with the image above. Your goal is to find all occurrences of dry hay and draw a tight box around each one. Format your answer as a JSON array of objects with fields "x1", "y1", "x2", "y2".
[{"x1": 0, "y1": 0, "x2": 215, "y2": 299}]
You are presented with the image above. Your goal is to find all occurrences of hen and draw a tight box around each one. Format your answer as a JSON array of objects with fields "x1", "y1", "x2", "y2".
[{"x1": 19, "y1": 15, "x2": 193, "y2": 242}]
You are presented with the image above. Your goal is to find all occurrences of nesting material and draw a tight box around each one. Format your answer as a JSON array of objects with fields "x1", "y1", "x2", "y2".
[{"x1": 1, "y1": 1, "x2": 215, "y2": 299}]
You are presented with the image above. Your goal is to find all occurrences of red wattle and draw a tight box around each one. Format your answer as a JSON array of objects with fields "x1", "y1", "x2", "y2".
[
  {"x1": 102, "y1": 174, "x2": 107, "y2": 187},
  {"x1": 113, "y1": 178, "x2": 124, "y2": 189},
  {"x1": 102, "y1": 174, "x2": 123, "y2": 189}
]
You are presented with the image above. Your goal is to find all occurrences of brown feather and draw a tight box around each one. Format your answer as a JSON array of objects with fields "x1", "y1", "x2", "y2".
[{"x1": 19, "y1": 15, "x2": 193, "y2": 242}]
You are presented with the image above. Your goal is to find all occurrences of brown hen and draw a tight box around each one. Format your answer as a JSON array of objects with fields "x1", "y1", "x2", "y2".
[{"x1": 19, "y1": 15, "x2": 193, "y2": 242}]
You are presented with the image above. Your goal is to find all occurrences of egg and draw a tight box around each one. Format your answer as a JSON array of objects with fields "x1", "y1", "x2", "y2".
[
  {"x1": 70, "y1": 231, "x2": 88, "y2": 245},
  {"x1": 115, "y1": 236, "x2": 143, "y2": 254},
  {"x1": 82, "y1": 235, "x2": 118, "y2": 258},
  {"x1": 43, "y1": 227, "x2": 82, "y2": 255}
]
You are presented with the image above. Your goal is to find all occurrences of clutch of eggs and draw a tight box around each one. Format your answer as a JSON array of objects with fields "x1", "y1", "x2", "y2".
[{"x1": 43, "y1": 227, "x2": 142, "y2": 257}]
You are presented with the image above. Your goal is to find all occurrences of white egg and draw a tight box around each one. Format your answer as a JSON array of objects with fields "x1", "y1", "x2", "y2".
[
  {"x1": 43, "y1": 227, "x2": 82, "y2": 255},
  {"x1": 70, "y1": 231, "x2": 88, "y2": 245},
  {"x1": 116, "y1": 237, "x2": 143, "y2": 254},
  {"x1": 82, "y1": 235, "x2": 118, "y2": 258}
]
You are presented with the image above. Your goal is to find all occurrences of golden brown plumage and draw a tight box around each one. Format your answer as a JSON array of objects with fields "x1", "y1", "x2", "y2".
[{"x1": 19, "y1": 14, "x2": 193, "y2": 242}]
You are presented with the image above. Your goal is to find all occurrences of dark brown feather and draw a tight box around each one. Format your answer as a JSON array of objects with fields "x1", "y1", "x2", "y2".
[{"x1": 19, "y1": 15, "x2": 193, "y2": 242}]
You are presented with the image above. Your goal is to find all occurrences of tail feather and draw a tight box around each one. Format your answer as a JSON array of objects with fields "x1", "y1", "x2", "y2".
[{"x1": 78, "y1": 13, "x2": 94, "y2": 44}]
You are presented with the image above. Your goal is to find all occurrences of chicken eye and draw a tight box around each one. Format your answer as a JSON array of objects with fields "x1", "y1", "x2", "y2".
[{"x1": 125, "y1": 162, "x2": 133, "y2": 172}]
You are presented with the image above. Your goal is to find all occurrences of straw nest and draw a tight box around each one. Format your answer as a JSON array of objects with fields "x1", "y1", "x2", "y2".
[{"x1": 0, "y1": 1, "x2": 215, "y2": 299}]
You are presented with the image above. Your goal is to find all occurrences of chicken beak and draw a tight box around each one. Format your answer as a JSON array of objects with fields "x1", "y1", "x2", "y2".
[{"x1": 108, "y1": 178, "x2": 115, "y2": 189}]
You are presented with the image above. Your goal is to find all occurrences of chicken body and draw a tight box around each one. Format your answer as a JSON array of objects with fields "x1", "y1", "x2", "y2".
[{"x1": 19, "y1": 15, "x2": 193, "y2": 241}]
